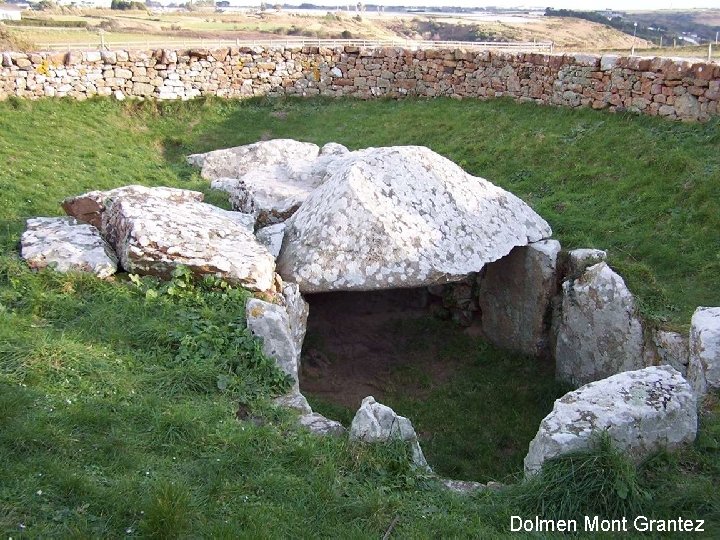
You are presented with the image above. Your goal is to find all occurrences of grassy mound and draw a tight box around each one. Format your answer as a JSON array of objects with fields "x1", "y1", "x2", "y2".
[{"x1": 0, "y1": 96, "x2": 718, "y2": 536}]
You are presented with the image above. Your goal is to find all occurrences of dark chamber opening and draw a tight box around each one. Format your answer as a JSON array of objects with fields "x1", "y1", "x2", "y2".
[{"x1": 299, "y1": 287, "x2": 567, "y2": 483}]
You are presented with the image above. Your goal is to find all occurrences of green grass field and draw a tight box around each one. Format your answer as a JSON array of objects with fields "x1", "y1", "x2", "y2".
[{"x1": 1, "y1": 96, "x2": 719, "y2": 537}]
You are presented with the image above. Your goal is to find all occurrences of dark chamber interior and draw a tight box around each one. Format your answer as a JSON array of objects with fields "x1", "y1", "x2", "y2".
[
  {"x1": 298, "y1": 287, "x2": 564, "y2": 482},
  {"x1": 299, "y1": 287, "x2": 469, "y2": 410}
]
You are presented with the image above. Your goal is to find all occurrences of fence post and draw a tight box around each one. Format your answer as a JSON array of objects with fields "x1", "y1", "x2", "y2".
[{"x1": 709, "y1": 43, "x2": 713, "y2": 62}]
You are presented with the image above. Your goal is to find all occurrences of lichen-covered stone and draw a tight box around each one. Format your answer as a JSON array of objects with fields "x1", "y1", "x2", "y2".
[
  {"x1": 525, "y1": 366, "x2": 697, "y2": 476},
  {"x1": 687, "y1": 307, "x2": 720, "y2": 396},
  {"x1": 102, "y1": 192, "x2": 274, "y2": 291},
  {"x1": 246, "y1": 298, "x2": 301, "y2": 390},
  {"x1": 653, "y1": 330, "x2": 689, "y2": 377},
  {"x1": 273, "y1": 392, "x2": 312, "y2": 415},
  {"x1": 478, "y1": 239, "x2": 561, "y2": 357},
  {"x1": 277, "y1": 146, "x2": 552, "y2": 293},
  {"x1": 190, "y1": 140, "x2": 324, "y2": 226},
  {"x1": 62, "y1": 185, "x2": 204, "y2": 228},
  {"x1": 282, "y1": 282, "x2": 309, "y2": 360},
  {"x1": 21, "y1": 217, "x2": 118, "y2": 278},
  {"x1": 255, "y1": 223, "x2": 286, "y2": 259},
  {"x1": 350, "y1": 396, "x2": 431, "y2": 472},
  {"x1": 566, "y1": 248, "x2": 607, "y2": 277},
  {"x1": 298, "y1": 412, "x2": 346, "y2": 436},
  {"x1": 189, "y1": 139, "x2": 320, "y2": 181},
  {"x1": 200, "y1": 140, "x2": 351, "y2": 227},
  {"x1": 555, "y1": 262, "x2": 646, "y2": 386},
  {"x1": 440, "y1": 479, "x2": 502, "y2": 494}
]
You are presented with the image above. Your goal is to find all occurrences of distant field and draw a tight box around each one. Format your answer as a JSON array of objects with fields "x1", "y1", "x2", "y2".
[
  {"x1": 0, "y1": 8, "x2": 678, "y2": 53},
  {"x1": 602, "y1": 44, "x2": 720, "y2": 61}
]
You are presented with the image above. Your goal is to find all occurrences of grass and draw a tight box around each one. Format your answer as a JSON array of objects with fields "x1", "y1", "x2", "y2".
[
  {"x1": 0, "y1": 96, "x2": 719, "y2": 536},
  {"x1": 383, "y1": 321, "x2": 568, "y2": 483},
  {"x1": 7, "y1": 94, "x2": 708, "y2": 330},
  {"x1": 309, "y1": 316, "x2": 570, "y2": 483}
]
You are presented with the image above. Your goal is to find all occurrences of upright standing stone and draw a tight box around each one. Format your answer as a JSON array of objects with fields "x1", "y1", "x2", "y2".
[
  {"x1": 478, "y1": 239, "x2": 561, "y2": 357},
  {"x1": 246, "y1": 299, "x2": 302, "y2": 391},
  {"x1": 565, "y1": 248, "x2": 607, "y2": 277},
  {"x1": 653, "y1": 330, "x2": 690, "y2": 377},
  {"x1": 350, "y1": 396, "x2": 431, "y2": 472},
  {"x1": 687, "y1": 307, "x2": 720, "y2": 396},
  {"x1": 555, "y1": 262, "x2": 646, "y2": 386}
]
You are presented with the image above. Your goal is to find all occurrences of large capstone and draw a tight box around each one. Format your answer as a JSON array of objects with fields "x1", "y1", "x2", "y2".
[
  {"x1": 20, "y1": 217, "x2": 118, "y2": 278},
  {"x1": 62, "y1": 185, "x2": 204, "y2": 228},
  {"x1": 524, "y1": 366, "x2": 697, "y2": 476},
  {"x1": 101, "y1": 191, "x2": 274, "y2": 290},
  {"x1": 554, "y1": 262, "x2": 647, "y2": 386},
  {"x1": 276, "y1": 146, "x2": 552, "y2": 293}
]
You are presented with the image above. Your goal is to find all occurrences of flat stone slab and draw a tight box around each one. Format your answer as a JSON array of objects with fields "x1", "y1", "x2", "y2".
[
  {"x1": 188, "y1": 138, "x2": 321, "y2": 181},
  {"x1": 21, "y1": 217, "x2": 118, "y2": 278},
  {"x1": 204, "y1": 141, "x2": 350, "y2": 227},
  {"x1": 62, "y1": 185, "x2": 204, "y2": 228},
  {"x1": 277, "y1": 146, "x2": 552, "y2": 293},
  {"x1": 524, "y1": 366, "x2": 697, "y2": 476},
  {"x1": 102, "y1": 191, "x2": 275, "y2": 291},
  {"x1": 298, "y1": 412, "x2": 346, "y2": 436}
]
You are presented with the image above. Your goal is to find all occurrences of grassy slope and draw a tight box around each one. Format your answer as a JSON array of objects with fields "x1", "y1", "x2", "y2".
[
  {"x1": 0, "y1": 97, "x2": 719, "y2": 537},
  {"x1": 4, "y1": 97, "x2": 719, "y2": 326}
]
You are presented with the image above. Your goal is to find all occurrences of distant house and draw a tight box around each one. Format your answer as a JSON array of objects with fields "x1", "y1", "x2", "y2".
[
  {"x1": 0, "y1": 5, "x2": 23, "y2": 21},
  {"x1": 56, "y1": 0, "x2": 112, "y2": 7}
]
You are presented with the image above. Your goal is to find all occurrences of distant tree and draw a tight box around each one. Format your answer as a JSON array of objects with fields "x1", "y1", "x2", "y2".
[
  {"x1": 111, "y1": 0, "x2": 146, "y2": 10},
  {"x1": 34, "y1": 0, "x2": 58, "y2": 10}
]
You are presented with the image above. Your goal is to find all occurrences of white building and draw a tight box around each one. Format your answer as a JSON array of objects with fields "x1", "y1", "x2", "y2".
[
  {"x1": 0, "y1": 5, "x2": 23, "y2": 21},
  {"x1": 56, "y1": 0, "x2": 113, "y2": 7}
]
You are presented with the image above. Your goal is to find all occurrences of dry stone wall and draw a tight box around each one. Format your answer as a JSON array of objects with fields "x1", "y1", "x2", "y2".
[{"x1": 1, "y1": 46, "x2": 719, "y2": 121}]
